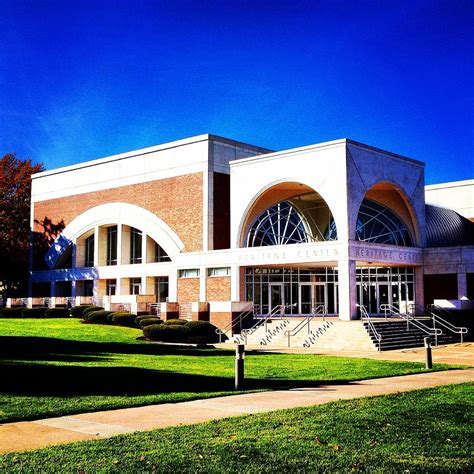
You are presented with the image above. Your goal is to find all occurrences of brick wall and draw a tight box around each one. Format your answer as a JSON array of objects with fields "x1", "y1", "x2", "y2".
[
  {"x1": 177, "y1": 277, "x2": 200, "y2": 303},
  {"x1": 33, "y1": 173, "x2": 204, "y2": 252},
  {"x1": 206, "y1": 276, "x2": 231, "y2": 301}
]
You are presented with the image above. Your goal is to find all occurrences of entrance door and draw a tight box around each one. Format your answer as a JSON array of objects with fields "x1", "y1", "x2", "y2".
[
  {"x1": 299, "y1": 283, "x2": 326, "y2": 314},
  {"x1": 378, "y1": 283, "x2": 390, "y2": 310},
  {"x1": 268, "y1": 283, "x2": 284, "y2": 313}
]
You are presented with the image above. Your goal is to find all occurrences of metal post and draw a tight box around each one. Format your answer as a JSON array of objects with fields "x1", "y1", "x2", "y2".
[
  {"x1": 235, "y1": 344, "x2": 245, "y2": 390},
  {"x1": 424, "y1": 337, "x2": 433, "y2": 369}
]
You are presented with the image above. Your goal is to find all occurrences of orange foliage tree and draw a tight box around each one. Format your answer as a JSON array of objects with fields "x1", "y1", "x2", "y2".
[{"x1": 0, "y1": 153, "x2": 43, "y2": 297}]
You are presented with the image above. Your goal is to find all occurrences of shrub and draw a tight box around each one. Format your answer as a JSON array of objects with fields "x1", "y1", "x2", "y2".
[
  {"x1": 83, "y1": 310, "x2": 113, "y2": 324},
  {"x1": 45, "y1": 308, "x2": 70, "y2": 318},
  {"x1": 70, "y1": 305, "x2": 92, "y2": 318},
  {"x1": 0, "y1": 307, "x2": 25, "y2": 318},
  {"x1": 138, "y1": 317, "x2": 163, "y2": 328},
  {"x1": 184, "y1": 321, "x2": 220, "y2": 343},
  {"x1": 134, "y1": 314, "x2": 159, "y2": 325},
  {"x1": 82, "y1": 305, "x2": 104, "y2": 319},
  {"x1": 22, "y1": 307, "x2": 48, "y2": 318},
  {"x1": 143, "y1": 324, "x2": 190, "y2": 342},
  {"x1": 163, "y1": 318, "x2": 187, "y2": 326},
  {"x1": 110, "y1": 312, "x2": 138, "y2": 327}
]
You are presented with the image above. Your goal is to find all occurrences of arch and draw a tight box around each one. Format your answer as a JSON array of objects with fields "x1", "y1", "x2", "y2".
[
  {"x1": 239, "y1": 180, "x2": 339, "y2": 247},
  {"x1": 353, "y1": 180, "x2": 420, "y2": 246},
  {"x1": 45, "y1": 203, "x2": 184, "y2": 268}
]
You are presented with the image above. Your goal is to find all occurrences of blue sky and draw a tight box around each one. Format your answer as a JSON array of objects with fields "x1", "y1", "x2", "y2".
[{"x1": 1, "y1": 0, "x2": 473, "y2": 184}]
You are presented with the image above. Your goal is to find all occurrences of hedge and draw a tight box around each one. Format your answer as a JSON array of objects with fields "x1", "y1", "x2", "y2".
[
  {"x1": 82, "y1": 306, "x2": 104, "y2": 318},
  {"x1": 134, "y1": 314, "x2": 158, "y2": 325},
  {"x1": 45, "y1": 308, "x2": 70, "y2": 318},
  {"x1": 143, "y1": 324, "x2": 191, "y2": 342},
  {"x1": 163, "y1": 319, "x2": 187, "y2": 326},
  {"x1": 70, "y1": 305, "x2": 92, "y2": 318},
  {"x1": 184, "y1": 321, "x2": 217, "y2": 336},
  {"x1": 83, "y1": 310, "x2": 114, "y2": 324},
  {"x1": 22, "y1": 307, "x2": 48, "y2": 318},
  {"x1": 0, "y1": 307, "x2": 25, "y2": 318},
  {"x1": 138, "y1": 317, "x2": 163, "y2": 328},
  {"x1": 109, "y1": 312, "x2": 137, "y2": 327}
]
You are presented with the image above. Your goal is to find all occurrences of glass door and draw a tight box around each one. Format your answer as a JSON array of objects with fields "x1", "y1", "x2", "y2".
[
  {"x1": 299, "y1": 283, "x2": 312, "y2": 314},
  {"x1": 268, "y1": 283, "x2": 284, "y2": 313}
]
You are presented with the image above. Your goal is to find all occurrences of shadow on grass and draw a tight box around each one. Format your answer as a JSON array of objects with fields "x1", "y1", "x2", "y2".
[{"x1": 0, "y1": 336, "x2": 349, "y2": 397}]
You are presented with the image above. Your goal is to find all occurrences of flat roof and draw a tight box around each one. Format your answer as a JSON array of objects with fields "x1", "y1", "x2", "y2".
[
  {"x1": 425, "y1": 179, "x2": 474, "y2": 190},
  {"x1": 32, "y1": 134, "x2": 272, "y2": 180}
]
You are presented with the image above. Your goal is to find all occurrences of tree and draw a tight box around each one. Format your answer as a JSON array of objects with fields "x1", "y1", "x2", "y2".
[{"x1": 0, "y1": 153, "x2": 43, "y2": 297}]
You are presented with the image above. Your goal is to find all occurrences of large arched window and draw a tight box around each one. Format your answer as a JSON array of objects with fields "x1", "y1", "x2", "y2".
[
  {"x1": 355, "y1": 198, "x2": 412, "y2": 246},
  {"x1": 246, "y1": 194, "x2": 338, "y2": 247}
]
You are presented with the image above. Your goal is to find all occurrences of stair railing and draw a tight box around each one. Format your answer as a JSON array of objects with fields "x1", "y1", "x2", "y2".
[
  {"x1": 215, "y1": 306, "x2": 256, "y2": 343},
  {"x1": 239, "y1": 304, "x2": 290, "y2": 344},
  {"x1": 427, "y1": 304, "x2": 468, "y2": 344},
  {"x1": 359, "y1": 304, "x2": 381, "y2": 352},
  {"x1": 380, "y1": 303, "x2": 442, "y2": 345},
  {"x1": 284, "y1": 304, "x2": 326, "y2": 348}
]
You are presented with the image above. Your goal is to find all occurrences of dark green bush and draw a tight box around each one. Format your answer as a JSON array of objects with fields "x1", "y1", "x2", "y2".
[
  {"x1": 110, "y1": 312, "x2": 138, "y2": 327},
  {"x1": 70, "y1": 305, "x2": 92, "y2": 318},
  {"x1": 45, "y1": 308, "x2": 70, "y2": 318},
  {"x1": 186, "y1": 321, "x2": 219, "y2": 343},
  {"x1": 83, "y1": 310, "x2": 113, "y2": 324},
  {"x1": 22, "y1": 307, "x2": 48, "y2": 318},
  {"x1": 82, "y1": 306, "x2": 104, "y2": 318},
  {"x1": 134, "y1": 315, "x2": 158, "y2": 325},
  {"x1": 143, "y1": 324, "x2": 190, "y2": 342},
  {"x1": 163, "y1": 318, "x2": 187, "y2": 326},
  {"x1": 0, "y1": 307, "x2": 25, "y2": 318},
  {"x1": 138, "y1": 317, "x2": 163, "y2": 328}
]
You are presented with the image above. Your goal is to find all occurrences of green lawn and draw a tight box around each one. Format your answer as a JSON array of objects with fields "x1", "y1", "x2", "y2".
[
  {"x1": 0, "y1": 318, "x2": 464, "y2": 423},
  {"x1": 1, "y1": 383, "x2": 472, "y2": 473}
]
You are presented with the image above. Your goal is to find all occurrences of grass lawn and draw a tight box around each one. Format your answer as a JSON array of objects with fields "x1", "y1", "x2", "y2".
[
  {"x1": 0, "y1": 318, "x2": 465, "y2": 423},
  {"x1": 1, "y1": 383, "x2": 472, "y2": 472}
]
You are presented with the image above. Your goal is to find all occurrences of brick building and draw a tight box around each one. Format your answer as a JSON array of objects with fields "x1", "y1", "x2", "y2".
[{"x1": 28, "y1": 134, "x2": 474, "y2": 336}]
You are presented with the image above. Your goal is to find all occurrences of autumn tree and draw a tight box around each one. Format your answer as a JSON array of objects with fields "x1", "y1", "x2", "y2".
[{"x1": 0, "y1": 153, "x2": 44, "y2": 297}]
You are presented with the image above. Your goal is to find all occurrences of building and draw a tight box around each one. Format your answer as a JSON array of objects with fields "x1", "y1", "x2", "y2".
[{"x1": 28, "y1": 135, "x2": 474, "y2": 334}]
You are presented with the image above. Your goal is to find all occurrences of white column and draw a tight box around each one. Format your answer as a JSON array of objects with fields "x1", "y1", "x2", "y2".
[
  {"x1": 230, "y1": 265, "x2": 240, "y2": 301},
  {"x1": 457, "y1": 271, "x2": 467, "y2": 299},
  {"x1": 168, "y1": 271, "x2": 178, "y2": 302},
  {"x1": 93, "y1": 226, "x2": 99, "y2": 266},
  {"x1": 199, "y1": 267, "x2": 206, "y2": 302},
  {"x1": 337, "y1": 259, "x2": 357, "y2": 320},
  {"x1": 414, "y1": 266, "x2": 424, "y2": 312},
  {"x1": 71, "y1": 280, "x2": 77, "y2": 298}
]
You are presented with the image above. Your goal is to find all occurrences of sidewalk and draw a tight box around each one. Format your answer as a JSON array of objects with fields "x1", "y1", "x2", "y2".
[{"x1": 1, "y1": 368, "x2": 472, "y2": 454}]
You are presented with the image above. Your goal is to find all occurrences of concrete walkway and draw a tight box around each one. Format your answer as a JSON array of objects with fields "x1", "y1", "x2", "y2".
[{"x1": 1, "y1": 368, "x2": 472, "y2": 454}]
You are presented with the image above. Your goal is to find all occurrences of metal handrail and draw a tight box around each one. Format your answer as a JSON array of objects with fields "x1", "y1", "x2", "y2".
[
  {"x1": 359, "y1": 304, "x2": 382, "y2": 352},
  {"x1": 215, "y1": 307, "x2": 256, "y2": 343},
  {"x1": 380, "y1": 303, "x2": 442, "y2": 345},
  {"x1": 427, "y1": 305, "x2": 468, "y2": 344},
  {"x1": 284, "y1": 304, "x2": 326, "y2": 347},
  {"x1": 239, "y1": 304, "x2": 289, "y2": 344}
]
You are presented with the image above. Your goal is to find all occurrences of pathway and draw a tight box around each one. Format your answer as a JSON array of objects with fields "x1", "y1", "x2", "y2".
[{"x1": 0, "y1": 368, "x2": 472, "y2": 454}]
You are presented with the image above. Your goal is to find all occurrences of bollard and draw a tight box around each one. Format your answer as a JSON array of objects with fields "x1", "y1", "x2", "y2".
[
  {"x1": 235, "y1": 344, "x2": 245, "y2": 390},
  {"x1": 424, "y1": 337, "x2": 433, "y2": 369}
]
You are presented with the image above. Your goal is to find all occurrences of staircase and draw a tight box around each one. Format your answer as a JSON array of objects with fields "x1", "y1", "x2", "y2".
[{"x1": 364, "y1": 319, "x2": 461, "y2": 351}]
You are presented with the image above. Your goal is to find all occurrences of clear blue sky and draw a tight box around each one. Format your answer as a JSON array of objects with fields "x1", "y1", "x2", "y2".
[{"x1": 1, "y1": 0, "x2": 473, "y2": 184}]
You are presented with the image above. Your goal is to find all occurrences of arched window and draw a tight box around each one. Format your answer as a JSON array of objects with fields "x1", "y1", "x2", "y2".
[{"x1": 355, "y1": 198, "x2": 412, "y2": 246}]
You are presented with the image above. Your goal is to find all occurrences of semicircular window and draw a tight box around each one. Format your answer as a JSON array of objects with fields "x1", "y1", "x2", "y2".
[
  {"x1": 356, "y1": 198, "x2": 413, "y2": 246},
  {"x1": 246, "y1": 201, "x2": 313, "y2": 247}
]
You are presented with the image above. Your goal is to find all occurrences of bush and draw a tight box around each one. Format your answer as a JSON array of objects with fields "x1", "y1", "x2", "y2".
[
  {"x1": 70, "y1": 305, "x2": 92, "y2": 318},
  {"x1": 83, "y1": 310, "x2": 113, "y2": 324},
  {"x1": 45, "y1": 308, "x2": 70, "y2": 318},
  {"x1": 134, "y1": 314, "x2": 159, "y2": 325},
  {"x1": 143, "y1": 324, "x2": 190, "y2": 342},
  {"x1": 82, "y1": 306, "x2": 104, "y2": 318},
  {"x1": 186, "y1": 321, "x2": 219, "y2": 343},
  {"x1": 110, "y1": 312, "x2": 138, "y2": 327},
  {"x1": 138, "y1": 317, "x2": 163, "y2": 328},
  {"x1": 22, "y1": 307, "x2": 48, "y2": 318},
  {"x1": 163, "y1": 319, "x2": 187, "y2": 326},
  {"x1": 0, "y1": 307, "x2": 25, "y2": 318}
]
